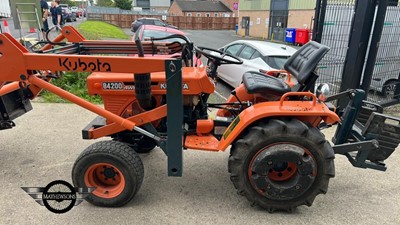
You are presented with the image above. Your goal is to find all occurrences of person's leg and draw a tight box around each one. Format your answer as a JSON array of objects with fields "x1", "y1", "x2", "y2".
[
  {"x1": 42, "y1": 20, "x2": 49, "y2": 40},
  {"x1": 52, "y1": 18, "x2": 58, "y2": 32}
]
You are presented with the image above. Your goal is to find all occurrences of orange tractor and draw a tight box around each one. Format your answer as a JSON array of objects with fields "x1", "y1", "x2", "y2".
[{"x1": 0, "y1": 26, "x2": 399, "y2": 212}]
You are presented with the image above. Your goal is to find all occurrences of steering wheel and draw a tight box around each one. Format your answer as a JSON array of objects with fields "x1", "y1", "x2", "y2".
[{"x1": 195, "y1": 46, "x2": 243, "y2": 65}]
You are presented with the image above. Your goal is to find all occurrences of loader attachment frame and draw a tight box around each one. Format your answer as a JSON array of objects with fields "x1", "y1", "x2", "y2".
[
  {"x1": 0, "y1": 28, "x2": 184, "y2": 176},
  {"x1": 331, "y1": 89, "x2": 400, "y2": 171}
]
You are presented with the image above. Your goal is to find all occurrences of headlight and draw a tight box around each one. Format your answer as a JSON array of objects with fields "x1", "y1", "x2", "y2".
[{"x1": 316, "y1": 83, "x2": 330, "y2": 102}]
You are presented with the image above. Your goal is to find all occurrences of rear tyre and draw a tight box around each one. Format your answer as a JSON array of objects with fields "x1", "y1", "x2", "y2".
[
  {"x1": 72, "y1": 140, "x2": 144, "y2": 207},
  {"x1": 228, "y1": 119, "x2": 335, "y2": 212}
]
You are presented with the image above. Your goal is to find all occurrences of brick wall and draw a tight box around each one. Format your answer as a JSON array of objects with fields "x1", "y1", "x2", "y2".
[
  {"x1": 182, "y1": 12, "x2": 232, "y2": 17},
  {"x1": 168, "y1": 2, "x2": 183, "y2": 16},
  {"x1": 287, "y1": 10, "x2": 315, "y2": 29},
  {"x1": 168, "y1": 1, "x2": 233, "y2": 17},
  {"x1": 88, "y1": 13, "x2": 237, "y2": 30},
  {"x1": 237, "y1": 11, "x2": 271, "y2": 38}
]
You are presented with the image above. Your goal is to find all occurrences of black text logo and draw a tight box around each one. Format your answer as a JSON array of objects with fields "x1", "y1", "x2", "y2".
[
  {"x1": 59, "y1": 58, "x2": 111, "y2": 72},
  {"x1": 22, "y1": 180, "x2": 94, "y2": 214}
]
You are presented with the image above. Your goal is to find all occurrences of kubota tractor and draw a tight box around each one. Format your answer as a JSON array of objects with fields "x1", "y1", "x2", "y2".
[{"x1": 0, "y1": 26, "x2": 399, "y2": 212}]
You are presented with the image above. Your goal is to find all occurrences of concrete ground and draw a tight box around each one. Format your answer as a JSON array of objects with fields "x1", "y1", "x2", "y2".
[{"x1": 1, "y1": 103, "x2": 399, "y2": 225}]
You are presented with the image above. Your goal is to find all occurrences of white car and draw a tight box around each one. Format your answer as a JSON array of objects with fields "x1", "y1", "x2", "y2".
[
  {"x1": 70, "y1": 6, "x2": 78, "y2": 13},
  {"x1": 210, "y1": 40, "x2": 297, "y2": 88}
]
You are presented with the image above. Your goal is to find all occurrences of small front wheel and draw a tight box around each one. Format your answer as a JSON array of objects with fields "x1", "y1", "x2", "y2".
[
  {"x1": 229, "y1": 119, "x2": 335, "y2": 212},
  {"x1": 72, "y1": 140, "x2": 144, "y2": 207}
]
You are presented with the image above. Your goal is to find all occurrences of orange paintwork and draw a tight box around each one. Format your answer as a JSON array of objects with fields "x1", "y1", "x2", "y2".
[
  {"x1": 0, "y1": 33, "x2": 176, "y2": 83},
  {"x1": 0, "y1": 27, "x2": 340, "y2": 154},
  {"x1": 184, "y1": 135, "x2": 220, "y2": 151},
  {"x1": 88, "y1": 105, "x2": 167, "y2": 139},
  {"x1": 216, "y1": 84, "x2": 254, "y2": 117},
  {"x1": 85, "y1": 163, "x2": 125, "y2": 199},
  {"x1": 87, "y1": 67, "x2": 214, "y2": 97},
  {"x1": 196, "y1": 119, "x2": 214, "y2": 135},
  {"x1": 216, "y1": 98, "x2": 340, "y2": 151},
  {"x1": 265, "y1": 69, "x2": 288, "y2": 76},
  {"x1": 0, "y1": 82, "x2": 20, "y2": 96},
  {"x1": 28, "y1": 75, "x2": 137, "y2": 131},
  {"x1": 61, "y1": 26, "x2": 86, "y2": 43}
]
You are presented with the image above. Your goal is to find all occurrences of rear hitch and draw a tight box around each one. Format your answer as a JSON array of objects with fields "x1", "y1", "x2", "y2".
[{"x1": 332, "y1": 89, "x2": 400, "y2": 171}]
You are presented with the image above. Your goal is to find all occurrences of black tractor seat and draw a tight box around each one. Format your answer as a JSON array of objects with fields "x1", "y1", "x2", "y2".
[
  {"x1": 242, "y1": 71, "x2": 291, "y2": 95},
  {"x1": 243, "y1": 41, "x2": 330, "y2": 96}
]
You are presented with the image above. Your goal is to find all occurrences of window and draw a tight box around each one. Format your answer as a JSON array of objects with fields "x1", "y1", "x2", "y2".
[
  {"x1": 214, "y1": 13, "x2": 219, "y2": 17},
  {"x1": 238, "y1": 46, "x2": 256, "y2": 60},
  {"x1": 154, "y1": 20, "x2": 164, "y2": 26},
  {"x1": 142, "y1": 20, "x2": 153, "y2": 25},
  {"x1": 263, "y1": 56, "x2": 291, "y2": 69},
  {"x1": 187, "y1": 13, "x2": 192, "y2": 16},
  {"x1": 206, "y1": 13, "x2": 210, "y2": 17},
  {"x1": 225, "y1": 44, "x2": 243, "y2": 56},
  {"x1": 196, "y1": 13, "x2": 201, "y2": 17},
  {"x1": 250, "y1": 51, "x2": 262, "y2": 60}
]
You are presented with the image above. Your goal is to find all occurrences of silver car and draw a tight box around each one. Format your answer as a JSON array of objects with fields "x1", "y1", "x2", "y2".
[{"x1": 209, "y1": 40, "x2": 297, "y2": 88}]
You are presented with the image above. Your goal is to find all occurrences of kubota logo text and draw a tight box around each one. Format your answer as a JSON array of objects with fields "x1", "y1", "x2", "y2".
[{"x1": 59, "y1": 58, "x2": 111, "y2": 72}]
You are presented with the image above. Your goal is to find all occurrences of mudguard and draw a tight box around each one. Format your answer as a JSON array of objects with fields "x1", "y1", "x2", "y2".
[{"x1": 217, "y1": 92, "x2": 340, "y2": 151}]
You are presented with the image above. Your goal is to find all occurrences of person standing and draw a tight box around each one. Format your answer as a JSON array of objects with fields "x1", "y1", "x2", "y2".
[
  {"x1": 51, "y1": 0, "x2": 63, "y2": 32},
  {"x1": 40, "y1": 0, "x2": 49, "y2": 40}
]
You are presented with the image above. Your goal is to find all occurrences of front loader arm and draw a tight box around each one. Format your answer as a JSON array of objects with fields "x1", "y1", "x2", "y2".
[{"x1": 0, "y1": 30, "x2": 179, "y2": 132}]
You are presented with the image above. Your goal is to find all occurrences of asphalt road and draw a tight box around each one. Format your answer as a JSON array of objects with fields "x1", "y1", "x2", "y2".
[{"x1": 0, "y1": 103, "x2": 399, "y2": 224}]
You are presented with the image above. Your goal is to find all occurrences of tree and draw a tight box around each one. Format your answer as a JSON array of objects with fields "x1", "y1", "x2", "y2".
[
  {"x1": 97, "y1": 0, "x2": 114, "y2": 7},
  {"x1": 114, "y1": 0, "x2": 133, "y2": 10}
]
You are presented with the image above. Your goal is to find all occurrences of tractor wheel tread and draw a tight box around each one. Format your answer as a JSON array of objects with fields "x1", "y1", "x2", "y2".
[
  {"x1": 72, "y1": 140, "x2": 144, "y2": 207},
  {"x1": 228, "y1": 119, "x2": 335, "y2": 212}
]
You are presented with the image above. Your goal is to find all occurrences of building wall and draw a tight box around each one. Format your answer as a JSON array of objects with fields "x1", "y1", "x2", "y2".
[
  {"x1": 237, "y1": 10, "x2": 270, "y2": 38},
  {"x1": 288, "y1": 0, "x2": 315, "y2": 10},
  {"x1": 221, "y1": 0, "x2": 238, "y2": 17},
  {"x1": 168, "y1": 2, "x2": 232, "y2": 17},
  {"x1": 287, "y1": 10, "x2": 315, "y2": 29},
  {"x1": 239, "y1": 0, "x2": 270, "y2": 11},
  {"x1": 183, "y1": 12, "x2": 232, "y2": 17},
  {"x1": 150, "y1": 6, "x2": 169, "y2": 12},
  {"x1": 168, "y1": 2, "x2": 182, "y2": 16}
]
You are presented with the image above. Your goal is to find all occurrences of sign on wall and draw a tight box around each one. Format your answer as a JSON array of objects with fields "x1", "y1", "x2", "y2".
[{"x1": 233, "y1": 3, "x2": 238, "y2": 10}]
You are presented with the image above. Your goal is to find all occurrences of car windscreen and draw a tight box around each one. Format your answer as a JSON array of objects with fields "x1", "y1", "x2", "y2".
[
  {"x1": 142, "y1": 30, "x2": 189, "y2": 43},
  {"x1": 263, "y1": 55, "x2": 291, "y2": 69}
]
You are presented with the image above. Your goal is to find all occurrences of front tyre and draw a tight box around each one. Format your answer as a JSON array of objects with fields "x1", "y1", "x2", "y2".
[
  {"x1": 72, "y1": 140, "x2": 144, "y2": 207},
  {"x1": 228, "y1": 119, "x2": 335, "y2": 212}
]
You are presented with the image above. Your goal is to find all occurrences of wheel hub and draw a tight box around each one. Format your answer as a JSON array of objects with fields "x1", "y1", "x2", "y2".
[
  {"x1": 249, "y1": 143, "x2": 317, "y2": 200},
  {"x1": 84, "y1": 163, "x2": 125, "y2": 199},
  {"x1": 103, "y1": 167, "x2": 116, "y2": 179}
]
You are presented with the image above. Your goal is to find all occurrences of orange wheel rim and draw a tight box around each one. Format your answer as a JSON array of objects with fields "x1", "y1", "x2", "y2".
[{"x1": 84, "y1": 163, "x2": 125, "y2": 199}]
